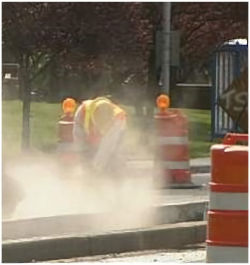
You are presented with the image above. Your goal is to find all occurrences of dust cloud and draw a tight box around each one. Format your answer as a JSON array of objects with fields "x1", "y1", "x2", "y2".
[{"x1": 3, "y1": 150, "x2": 157, "y2": 237}]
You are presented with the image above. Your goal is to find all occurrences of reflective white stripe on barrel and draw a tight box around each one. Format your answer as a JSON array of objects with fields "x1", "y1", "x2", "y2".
[
  {"x1": 209, "y1": 191, "x2": 248, "y2": 211},
  {"x1": 156, "y1": 161, "x2": 190, "y2": 170},
  {"x1": 156, "y1": 136, "x2": 188, "y2": 145},
  {"x1": 207, "y1": 245, "x2": 248, "y2": 263},
  {"x1": 58, "y1": 121, "x2": 74, "y2": 125}
]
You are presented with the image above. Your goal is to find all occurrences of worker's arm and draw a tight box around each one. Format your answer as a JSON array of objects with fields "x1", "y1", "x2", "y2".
[{"x1": 92, "y1": 117, "x2": 126, "y2": 172}]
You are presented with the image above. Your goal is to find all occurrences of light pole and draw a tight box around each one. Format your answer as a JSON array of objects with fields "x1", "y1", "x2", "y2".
[{"x1": 162, "y1": 2, "x2": 171, "y2": 95}]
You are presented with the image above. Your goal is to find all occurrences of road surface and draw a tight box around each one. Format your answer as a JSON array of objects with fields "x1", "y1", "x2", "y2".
[{"x1": 46, "y1": 244, "x2": 206, "y2": 263}]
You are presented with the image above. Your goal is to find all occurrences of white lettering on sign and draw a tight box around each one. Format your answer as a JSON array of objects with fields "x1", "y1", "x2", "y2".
[
  {"x1": 220, "y1": 89, "x2": 248, "y2": 112},
  {"x1": 220, "y1": 89, "x2": 236, "y2": 109},
  {"x1": 234, "y1": 92, "x2": 248, "y2": 111}
]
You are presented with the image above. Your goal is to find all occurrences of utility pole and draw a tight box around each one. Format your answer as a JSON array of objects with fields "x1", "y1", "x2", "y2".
[{"x1": 162, "y1": 2, "x2": 171, "y2": 95}]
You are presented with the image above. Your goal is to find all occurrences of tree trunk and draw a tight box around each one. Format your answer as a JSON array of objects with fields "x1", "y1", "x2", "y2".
[
  {"x1": 48, "y1": 59, "x2": 59, "y2": 102},
  {"x1": 19, "y1": 55, "x2": 31, "y2": 151}
]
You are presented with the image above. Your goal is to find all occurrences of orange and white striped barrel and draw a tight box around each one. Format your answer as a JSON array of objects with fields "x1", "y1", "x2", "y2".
[
  {"x1": 58, "y1": 115, "x2": 74, "y2": 143},
  {"x1": 206, "y1": 133, "x2": 248, "y2": 263},
  {"x1": 154, "y1": 109, "x2": 191, "y2": 186},
  {"x1": 57, "y1": 115, "x2": 78, "y2": 165}
]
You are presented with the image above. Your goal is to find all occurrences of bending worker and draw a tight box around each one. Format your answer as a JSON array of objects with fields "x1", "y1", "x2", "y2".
[{"x1": 73, "y1": 96, "x2": 127, "y2": 174}]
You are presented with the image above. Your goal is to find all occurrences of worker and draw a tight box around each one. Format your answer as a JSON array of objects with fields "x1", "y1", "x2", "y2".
[{"x1": 73, "y1": 96, "x2": 127, "y2": 174}]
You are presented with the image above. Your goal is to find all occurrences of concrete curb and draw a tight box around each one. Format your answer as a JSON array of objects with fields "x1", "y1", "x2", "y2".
[
  {"x1": 2, "y1": 221, "x2": 207, "y2": 262},
  {"x1": 155, "y1": 201, "x2": 208, "y2": 225},
  {"x1": 126, "y1": 159, "x2": 210, "y2": 174},
  {"x1": 190, "y1": 165, "x2": 210, "y2": 174},
  {"x1": 3, "y1": 201, "x2": 208, "y2": 240}
]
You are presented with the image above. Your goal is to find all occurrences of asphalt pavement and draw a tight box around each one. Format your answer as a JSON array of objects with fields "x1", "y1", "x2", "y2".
[{"x1": 45, "y1": 243, "x2": 206, "y2": 263}]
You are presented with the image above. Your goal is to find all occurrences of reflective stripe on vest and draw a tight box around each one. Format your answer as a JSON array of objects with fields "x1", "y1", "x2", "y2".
[
  {"x1": 83, "y1": 97, "x2": 112, "y2": 134},
  {"x1": 82, "y1": 99, "x2": 94, "y2": 135},
  {"x1": 83, "y1": 97, "x2": 125, "y2": 136},
  {"x1": 156, "y1": 136, "x2": 188, "y2": 145},
  {"x1": 209, "y1": 191, "x2": 248, "y2": 211}
]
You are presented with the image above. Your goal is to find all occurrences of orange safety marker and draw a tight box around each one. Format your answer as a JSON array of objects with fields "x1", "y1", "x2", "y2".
[
  {"x1": 154, "y1": 94, "x2": 195, "y2": 188},
  {"x1": 206, "y1": 133, "x2": 248, "y2": 263},
  {"x1": 62, "y1": 97, "x2": 77, "y2": 115}
]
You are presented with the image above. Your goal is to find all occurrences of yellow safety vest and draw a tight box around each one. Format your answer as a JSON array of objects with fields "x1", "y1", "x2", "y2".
[{"x1": 83, "y1": 97, "x2": 125, "y2": 136}]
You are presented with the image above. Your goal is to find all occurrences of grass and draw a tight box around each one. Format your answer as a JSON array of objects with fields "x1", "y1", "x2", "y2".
[
  {"x1": 30, "y1": 102, "x2": 61, "y2": 151},
  {"x1": 2, "y1": 100, "x2": 216, "y2": 159},
  {"x1": 2, "y1": 100, "x2": 61, "y2": 158},
  {"x1": 2, "y1": 100, "x2": 23, "y2": 157},
  {"x1": 182, "y1": 109, "x2": 214, "y2": 158}
]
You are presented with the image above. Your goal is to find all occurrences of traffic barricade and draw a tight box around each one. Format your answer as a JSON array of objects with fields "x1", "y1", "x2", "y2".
[
  {"x1": 154, "y1": 94, "x2": 196, "y2": 188},
  {"x1": 206, "y1": 133, "x2": 248, "y2": 263},
  {"x1": 57, "y1": 98, "x2": 78, "y2": 165}
]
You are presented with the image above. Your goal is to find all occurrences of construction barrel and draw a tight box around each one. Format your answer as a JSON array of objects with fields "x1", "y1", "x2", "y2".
[
  {"x1": 57, "y1": 98, "x2": 78, "y2": 165},
  {"x1": 58, "y1": 118, "x2": 74, "y2": 143},
  {"x1": 154, "y1": 94, "x2": 194, "y2": 188},
  {"x1": 206, "y1": 133, "x2": 248, "y2": 263}
]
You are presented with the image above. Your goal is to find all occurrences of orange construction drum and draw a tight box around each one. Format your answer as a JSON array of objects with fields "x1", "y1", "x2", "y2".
[
  {"x1": 154, "y1": 94, "x2": 193, "y2": 188},
  {"x1": 58, "y1": 97, "x2": 76, "y2": 142},
  {"x1": 58, "y1": 118, "x2": 74, "y2": 143},
  {"x1": 57, "y1": 98, "x2": 77, "y2": 165},
  {"x1": 206, "y1": 133, "x2": 248, "y2": 263}
]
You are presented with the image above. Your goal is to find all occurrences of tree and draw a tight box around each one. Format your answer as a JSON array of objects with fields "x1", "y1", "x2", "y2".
[
  {"x1": 173, "y1": 2, "x2": 247, "y2": 60},
  {"x1": 3, "y1": 3, "x2": 53, "y2": 149},
  {"x1": 172, "y1": 2, "x2": 248, "y2": 81},
  {"x1": 3, "y1": 3, "x2": 105, "y2": 148}
]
